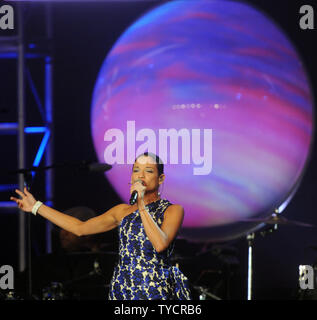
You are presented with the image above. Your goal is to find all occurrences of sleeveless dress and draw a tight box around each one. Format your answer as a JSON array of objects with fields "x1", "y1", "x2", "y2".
[{"x1": 108, "y1": 198, "x2": 191, "y2": 300}]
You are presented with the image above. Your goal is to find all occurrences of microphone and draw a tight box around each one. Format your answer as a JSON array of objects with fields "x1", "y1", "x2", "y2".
[{"x1": 129, "y1": 179, "x2": 144, "y2": 205}]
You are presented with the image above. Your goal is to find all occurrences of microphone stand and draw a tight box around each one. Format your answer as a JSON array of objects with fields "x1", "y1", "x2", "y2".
[
  {"x1": 246, "y1": 232, "x2": 255, "y2": 300},
  {"x1": 246, "y1": 218, "x2": 278, "y2": 300}
]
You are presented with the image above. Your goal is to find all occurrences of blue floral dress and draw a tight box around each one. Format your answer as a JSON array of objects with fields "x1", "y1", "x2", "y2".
[{"x1": 108, "y1": 198, "x2": 191, "y2": 300}]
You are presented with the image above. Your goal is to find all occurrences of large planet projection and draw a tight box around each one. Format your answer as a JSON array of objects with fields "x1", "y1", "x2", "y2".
[{"x1": 91, "y1": 0, "x2": 314, "y2": 242}]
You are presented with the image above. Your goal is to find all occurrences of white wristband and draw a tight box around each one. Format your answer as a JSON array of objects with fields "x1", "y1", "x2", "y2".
[{"x1": 31, "y1": 201, "x2": 43, "y2": 216}]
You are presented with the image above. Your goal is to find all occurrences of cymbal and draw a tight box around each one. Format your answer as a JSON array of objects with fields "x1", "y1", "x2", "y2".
[{"x1": 239, "y1": 214, "x2": 316, "y2": 228}]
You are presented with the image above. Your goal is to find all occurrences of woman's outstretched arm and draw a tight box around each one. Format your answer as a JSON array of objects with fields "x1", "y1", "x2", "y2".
[{"x1": 10, "y1": 187, "x2": 125, "y2": 236}]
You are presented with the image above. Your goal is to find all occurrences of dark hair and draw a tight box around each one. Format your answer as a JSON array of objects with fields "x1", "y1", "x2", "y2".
[{"x1": 134, "y1": 152, "x2": 164, "y2": 176}]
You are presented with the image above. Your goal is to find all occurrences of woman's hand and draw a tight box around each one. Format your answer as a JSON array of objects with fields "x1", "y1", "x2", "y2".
[
  {"x1": 130, "y1": 180, "x2": 146, "y2": 201},
  {"x1": 10, "y1": 187, "x2": 37, "y2": 212}
]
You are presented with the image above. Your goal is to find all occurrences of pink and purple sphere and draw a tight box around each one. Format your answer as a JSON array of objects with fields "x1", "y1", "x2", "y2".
[{"x1": 91, "y1": 0, "x2": 314, "y2": 241}]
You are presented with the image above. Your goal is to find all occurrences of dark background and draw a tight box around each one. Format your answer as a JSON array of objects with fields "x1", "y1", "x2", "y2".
[{"x1": 1, "y1": 0, "x2": 317, "y2": 300}]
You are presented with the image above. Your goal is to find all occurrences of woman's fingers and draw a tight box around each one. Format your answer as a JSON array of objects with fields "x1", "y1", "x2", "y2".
[
  {"x1": 10, "y1": 197, "x2": 22, "y2": 207},
  {"x1": 15, "y1": 189, "x2": 25, "y2": 198},
  {"x1": 11, "y1": 196, "x2": 21, "y2": 204},
  {"x1": 24, "y1": 187, "x2": 31, "y2": 195}
]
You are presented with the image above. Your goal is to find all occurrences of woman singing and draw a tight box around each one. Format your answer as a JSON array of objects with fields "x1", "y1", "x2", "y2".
[{"x1": 10, "y1": 152, "x2": 191, "y2": 300}]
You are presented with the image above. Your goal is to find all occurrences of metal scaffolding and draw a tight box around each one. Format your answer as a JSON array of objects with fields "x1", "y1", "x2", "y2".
[{"x1": 0, "y1": 4, "x2": 54, "y2": 272}]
